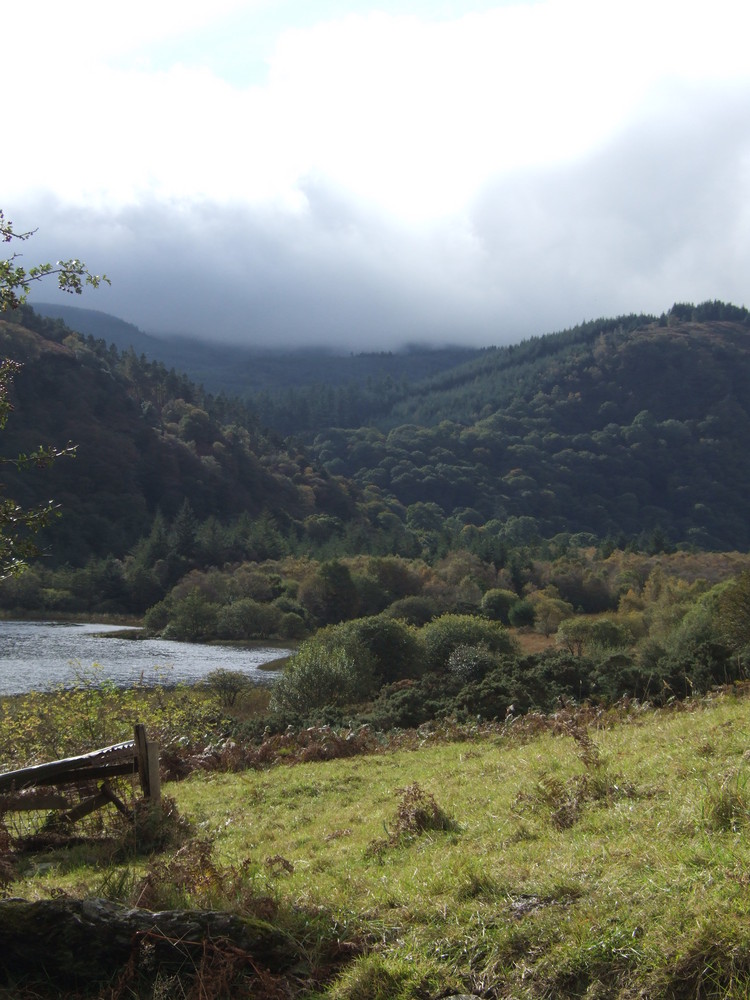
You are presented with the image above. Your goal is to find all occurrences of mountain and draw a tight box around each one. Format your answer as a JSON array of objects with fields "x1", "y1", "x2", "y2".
[
  {"x1": 0, "y1": 306, "x2": 364, "y2": 566},
  {"x1": 4, "y1": 300, "x2": 750, "y2": 566},
  {"x1": 304, "y1": 303, "x2": 750, "y2": 550},
  {"x1": 31, "y1": 302, "x2": 479, "y2": 400},
  {"x1": 30, "y1": 303, "x2": 163, "y2": 359}
]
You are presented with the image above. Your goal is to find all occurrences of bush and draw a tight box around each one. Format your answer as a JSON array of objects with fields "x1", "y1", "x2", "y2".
[
  {"x1": 297, "y1": 560, "x2": 359, "y2": 626},
  {"x1": 419, "y1": 614, "x2": 516, "y2": 672},
  {"x1": 202, "y1": 668, "x2": 253, "y2": 707},
  {"x1": 658, "y1": 640, "x2": 736, "y2": 700},
  {"x1": 508, "y1": 599, "x2": 536, "y2": 628},
  {"x1": 557, "y1": 617, "x2": 631, "y2": 657},
  {"x1": 480, "y1": 588, "x2": 519, "y2": 624},
  {"x1": 589, "y1": 618, "x2": 632, "y2": 649},
  {"x1": 590, "y1": 651, "x2": 651, "y2": 702},
  {"x1": 529, "y1": 592, "x2": 575, "y2": 635},
  {"x1": 357, "y1": 675, "x2": 455, "y2": 731},
  {"x1": 143, "y1": 599, "x2": 171, "y2": 634},
  {"x1": 384, "y1": 595, "x2": 439, "y2": 626},
  {"x1": 640, "y1": 593, "x2": 743, "y2": 700},
  {"x1": 216, "y1": 598, "x2": 282, "y2": 639},
  {"x1": 279, "y1": 611, "x2": 309, "y2": 639},
  {"x1": 446, "y1": 643, "x2": 501, "y2": 683},
  {"x1": 162, "y1": 590, "x2": 219, "y2": 641},
  {"x1": 519, "y1": 649, "x2": 597, "y2": 708},
  {"x1": 272, "y1": 595, "x2": 309, "y2": 617},
  {"x1": 334, "y1": 615, "x2": 423, "y2": 685},
  {"x1": 450, "y1": 660, "x2": 523, "y2": 720},
  {"x1": 270, "y1": 638, "x2": 375, "y2": 717}
]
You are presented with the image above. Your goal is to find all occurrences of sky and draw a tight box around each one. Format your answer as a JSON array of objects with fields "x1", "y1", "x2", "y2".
[{"x1": 5, "y1": 0, "x2": 750, "y2": 349}]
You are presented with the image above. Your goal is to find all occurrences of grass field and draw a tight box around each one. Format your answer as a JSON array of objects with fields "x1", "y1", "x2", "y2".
[{"x1": 4, "y1": 684, "x2": 750, "y2": 997}]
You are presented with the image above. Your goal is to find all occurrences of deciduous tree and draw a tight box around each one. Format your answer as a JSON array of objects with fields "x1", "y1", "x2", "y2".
[
  {"x1": 0, "y1": 210, "x2": 105, "y2": 575},
  {"x1": 717, "y1": 572, "x2": 750, "y2": 653},
  {"x1": 0, "y1": 209, "x2": 108, "y2": 311},
  {"x1": 0, "y1": 360, "x2": 76, "y2": 576}
]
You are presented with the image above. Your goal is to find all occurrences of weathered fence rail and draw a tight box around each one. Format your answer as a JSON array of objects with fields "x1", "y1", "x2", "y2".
[{"x1": 0, "y1": 724, "x2": 160, "y2": 828}]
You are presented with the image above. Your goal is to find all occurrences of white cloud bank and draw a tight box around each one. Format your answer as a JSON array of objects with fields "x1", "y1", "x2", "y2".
[{"x1": 6, "y1": 0, "x2": 750, "y2": 347}]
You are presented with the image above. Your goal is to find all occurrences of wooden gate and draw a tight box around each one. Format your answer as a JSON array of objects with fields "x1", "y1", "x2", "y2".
[{"x1": 0, "y1": 724, "x2": 160, "y2": 835}]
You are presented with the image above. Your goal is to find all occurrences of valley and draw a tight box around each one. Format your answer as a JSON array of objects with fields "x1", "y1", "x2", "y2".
[{"x1": 2, "y1": 299, "x2": 750, "y2": 998}]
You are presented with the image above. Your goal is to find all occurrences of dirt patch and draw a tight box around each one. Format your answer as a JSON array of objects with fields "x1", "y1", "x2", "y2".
[{"x1": 511, "y1": 629, "x2": 557, "y2": 655}]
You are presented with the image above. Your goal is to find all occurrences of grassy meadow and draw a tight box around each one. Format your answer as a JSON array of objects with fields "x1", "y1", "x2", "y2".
[{"x1": 4, "y1": 686, "x2": 750, "y2": 998}]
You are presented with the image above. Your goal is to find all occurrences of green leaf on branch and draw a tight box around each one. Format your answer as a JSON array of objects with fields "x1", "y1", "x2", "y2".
[{"x1": 0, "y1": 209, "x2": 105, "y2": 576}]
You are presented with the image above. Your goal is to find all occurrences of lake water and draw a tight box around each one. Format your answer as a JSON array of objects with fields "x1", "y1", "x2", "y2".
[{"x1": 0, "y1": 621, "x2": 290, "y2": 695}]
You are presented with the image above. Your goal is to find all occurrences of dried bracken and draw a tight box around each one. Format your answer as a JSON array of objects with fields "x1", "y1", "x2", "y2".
[
  {"x1": 367, "y1": 782, "x2": 455, "y2": 857},
  {"x1": 265, "y1": 854, "x2": 295, "y2": 876},
  {"x1": 515, "y1": 723, "x2": 637, "y2": 830}
]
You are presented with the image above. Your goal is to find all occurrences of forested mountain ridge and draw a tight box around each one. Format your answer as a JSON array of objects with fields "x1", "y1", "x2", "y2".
[
  {"x1": 3, "y1": 300, "x2": 750, "y2": 581},
  {"x1": 0, "y1": 306, "x2": 364, "y2": 568},
  {"x1": 312, "y1": 303, "x2": 750, "y2": 429},
  {"x1": 307, "y1": 305, "x2": 750, "y2": 551},
  {"x1": 31, "y1": 301, "x2": 479, "y2": 406}
]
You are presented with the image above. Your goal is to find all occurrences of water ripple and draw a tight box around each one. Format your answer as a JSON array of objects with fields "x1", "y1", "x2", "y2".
[{"x1": 0, "y1": 621, "x2": 289, "y2": 695}]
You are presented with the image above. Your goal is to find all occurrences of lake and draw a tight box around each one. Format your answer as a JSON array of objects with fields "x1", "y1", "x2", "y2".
[{"x1": 0, "y1": 620, "x2": 290, "y2": 695}]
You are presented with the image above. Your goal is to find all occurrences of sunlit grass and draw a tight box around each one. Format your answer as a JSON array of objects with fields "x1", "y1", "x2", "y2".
[{"x1": 5, "y1": 689, "x2": 750, "y2": 996}]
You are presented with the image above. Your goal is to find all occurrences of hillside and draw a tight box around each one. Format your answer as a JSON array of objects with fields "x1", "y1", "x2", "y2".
[
  {"x1": 4, "y1": 688, "x2": 750, "y2": 998},
  {"x1": 0, "y1": 306, "x2": 364, "y2": 567},
  {"x1": 2, "y1": 301, "x2": 750, "y2": 584},
  {"x1": 306, "y1": 305, "x2": 750, "y2": 550},
  {"x1": 31, "y1": 301, "x2": 479, "y2": 401}
]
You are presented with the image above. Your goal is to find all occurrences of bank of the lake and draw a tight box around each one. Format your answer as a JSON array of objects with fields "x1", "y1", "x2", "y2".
[{"x1": 0, "y1": 620, "x2": 291, "y2": 695}]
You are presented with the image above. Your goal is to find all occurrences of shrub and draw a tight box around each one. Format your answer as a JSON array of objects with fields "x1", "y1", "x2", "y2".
[
  {"x1": 143, "y1": 598, "x2": 171, "y2": 634},
  {"x1": 450, "y1": 660, "x2": 522, "y2": 720},
  {"x1": 0, "y1": 673, "x2": 224, "y2": 769},
  {"x1": 272, "y1": 595, "x2": 307, "y2": 617},
  {"x1": 335, "y1": 615, "x2": 423, "y2": 685},
  {"x1": 716, "y1": 571, "x2": 750, "y2": 653},
  {"x1": 202, "y1": 669, "x2": 253, "y2": 707},
  {"x1": 216, "y1": 598, "x2": 282, "y2": 639},
  {"x1": 357, "y1": 675, "x2": 455, "y2": 731},
  {"x1": 445, "y1": 643, "x2": 500, "y2": 683},
  {"x1": 384, "y1": 595, "x2": 439, "y2": 626},
  {"x1": 589, "y1": 618, "x2": 632, "y2": 649},
  {"x1": 508, "y1": 599, "x2": 536, "y2": 628},
  {"x1": 529, "y1": 591, "x2": 575, "y2": 635},
  {"x1": 162, "y1": 590, "x2": 219, "y2": 641},
  {"x1": 557, "y1": 617, "x2": 631, "y2": 657},
  {"x1": 480, "y1": 588, "x2": 519, "y2": 623},
  {"x1": 419, "y1": 614, "x2": 516, "y2": 672},
  {"x1": 278, "y1": 611, "x2": 309, "y2": 639},
  {"x1": 519, "y1": 649, "x2": 597, "y2": 708},
  {"x1": 350, "y1": 573, "x2": 390, "y2": 617},
  {"x1": 590, "y1": 651, "x2": 651, "y2": 702},
  {"x1": 647, "y1": 595, "x2": 742, "y2": 699},
  {"x1": 270, "y1": 639, "x2": 374, "y2": 717},
  {"x1": 297, "y1": 560, "x2": 359, "y2": 626},
  {"x1": 547, "y1": 563, "x2": 615, "y2": 613}
]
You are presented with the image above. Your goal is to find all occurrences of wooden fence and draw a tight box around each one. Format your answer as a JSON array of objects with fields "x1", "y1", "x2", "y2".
[{"x1": 0, "y1": 724, "x2": 160, "y2": 828}]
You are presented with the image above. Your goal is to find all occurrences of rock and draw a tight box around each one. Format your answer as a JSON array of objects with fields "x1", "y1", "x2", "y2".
[{"x1": 0, "y1": 897, "x2": 293, "y2": 986}]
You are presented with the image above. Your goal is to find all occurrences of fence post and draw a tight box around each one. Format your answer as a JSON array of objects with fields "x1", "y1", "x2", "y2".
[
  {"x1": 134, "y1": 724, "x2": 161, "y2": 809},
  {"x1": 146, "y1": 738, "x2": 161, "y2": 808}
]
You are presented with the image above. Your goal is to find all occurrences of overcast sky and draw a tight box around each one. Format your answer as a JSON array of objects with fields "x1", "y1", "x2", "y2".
[{"x1": 5, "y1": 0, "x2": 750, "y2": 349}]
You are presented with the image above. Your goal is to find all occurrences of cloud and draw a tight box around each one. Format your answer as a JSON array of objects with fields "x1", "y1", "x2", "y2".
[
  {"x1": 21, "y1": 190, "x2": 487, "y2": 347},
  {"x1": 468, "y1": 80, "x2": 750, "y2": 327},
  {"x1": 9, "y1": 2, "x2": 750, "y2": 348}
]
